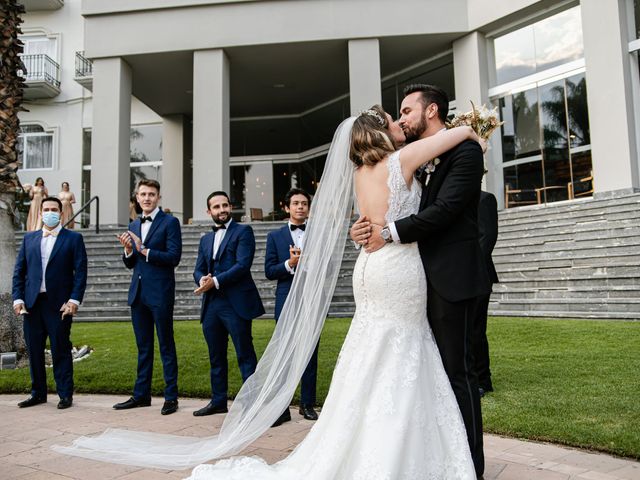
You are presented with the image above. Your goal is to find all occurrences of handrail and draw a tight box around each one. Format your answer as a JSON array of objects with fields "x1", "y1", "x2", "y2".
[{"x1": 64, "y1": 196, "x2": 99, "y2": 233}]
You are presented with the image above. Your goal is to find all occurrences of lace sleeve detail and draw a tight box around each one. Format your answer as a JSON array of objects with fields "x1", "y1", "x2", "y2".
[{"x1": 385, "y1": 151, "x2": 421, "y2": 224}]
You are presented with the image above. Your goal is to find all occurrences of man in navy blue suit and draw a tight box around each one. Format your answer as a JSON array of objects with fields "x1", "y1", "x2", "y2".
[
  {"x1": 113, "y1": 179, "x2": 182, "y2": 416},
  {"x1": 12, "y1": 196, "x2": 87, "y2": 410},
  {"x1": 265, "y1": 188, "x2": 319, "y2": 426},
  {"x1": 192, "y1": 191, "x2": 265, "y2": 417}
]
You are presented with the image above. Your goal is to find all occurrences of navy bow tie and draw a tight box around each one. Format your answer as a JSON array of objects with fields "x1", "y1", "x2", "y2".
[
  {"x1": 290, "y1": 224, "x2": 306, "y2": 231},
  {"x1": 212, "y1": 224, "x2": 226, "y2": 233},
  {"x1": 140, "y1": 215, "x2": 153, "y2": 223}
]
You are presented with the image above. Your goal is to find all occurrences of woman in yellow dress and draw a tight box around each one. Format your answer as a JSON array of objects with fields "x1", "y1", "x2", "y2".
[
  {"x1": 58, "y1": 181, "x2": 77, "y2": 229},
  {"x1": 26, "y1": 177, "x2": 48, "y2": 231}
]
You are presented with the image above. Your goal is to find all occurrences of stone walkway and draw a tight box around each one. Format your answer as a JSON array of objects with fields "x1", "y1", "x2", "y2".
[{"x1": 1, "y1": 394, "x2": 638, "y2": 479}]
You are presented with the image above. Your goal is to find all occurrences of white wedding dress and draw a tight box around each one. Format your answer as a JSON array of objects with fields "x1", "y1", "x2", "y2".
[{"x1": 187, "y1": 152, "x2": 476, "y2": 480}]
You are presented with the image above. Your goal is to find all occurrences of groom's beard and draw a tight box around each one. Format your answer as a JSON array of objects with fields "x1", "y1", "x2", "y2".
[{"x1": 402, "y1": 115, "x2": 427, "y2": 144}]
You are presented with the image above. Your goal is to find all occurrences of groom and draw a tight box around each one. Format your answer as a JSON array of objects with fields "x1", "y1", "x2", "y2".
[{"x1": 351, "y1": 84, "x2": 490, "y2": 477}]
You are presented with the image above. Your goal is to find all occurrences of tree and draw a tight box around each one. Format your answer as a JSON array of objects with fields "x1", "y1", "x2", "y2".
[{"x1": 0, "y1": 1, "x2": 27, "y2": 360}]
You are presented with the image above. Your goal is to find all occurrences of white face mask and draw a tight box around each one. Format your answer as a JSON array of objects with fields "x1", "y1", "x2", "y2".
[{"x1": 42, "y1": 211, "x2": 61, "y2": 228}]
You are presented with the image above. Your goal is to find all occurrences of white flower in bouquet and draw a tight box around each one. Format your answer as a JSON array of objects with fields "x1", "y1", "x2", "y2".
[{"x1": 447, "y1": 101, "x2": 504, "y2": 140}]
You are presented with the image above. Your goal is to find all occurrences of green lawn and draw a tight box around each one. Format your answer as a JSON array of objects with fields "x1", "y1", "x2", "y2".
[{"x1": 1, "y1": 317, "x2": 638, "y2": 459}]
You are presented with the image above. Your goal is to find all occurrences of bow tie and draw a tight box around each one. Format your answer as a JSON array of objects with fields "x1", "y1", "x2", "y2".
[
  {"x1": 212, "y1": 224, "x2": 226, "y2": 233},
  {"x1": 43, "y1": 230, "x2": 58, "y2": 237},
  {"x1": 140, "y1": 215, "x2": 153, "y2": 223},
  {"x1": 290, "y1": 224, "x2": 306, "y2": 231}
]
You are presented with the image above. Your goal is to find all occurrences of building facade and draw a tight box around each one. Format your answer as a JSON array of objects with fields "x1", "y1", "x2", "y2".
[{"x1": 18, "y1": 0, "x2": 640, "y2": 226}]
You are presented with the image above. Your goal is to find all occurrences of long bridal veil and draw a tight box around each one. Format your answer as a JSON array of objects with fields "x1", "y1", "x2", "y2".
[{"x1": 52, "y1": 116, "x2": 357, "y2": 470}]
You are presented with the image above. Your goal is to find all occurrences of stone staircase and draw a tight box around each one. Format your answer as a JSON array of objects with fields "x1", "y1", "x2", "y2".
[
  {"x1": 13, "y1": 192, "x2": 640, "y2": 321},
  {"x1": 490, "y1": 192, "x2": 640, "y2": 319},
  {"x1": 44, "y1": 222, "x2": 357, "y2": 321}
]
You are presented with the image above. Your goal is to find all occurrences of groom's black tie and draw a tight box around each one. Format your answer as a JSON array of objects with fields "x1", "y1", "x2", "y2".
[
  {"x1": 415, "y1": 165, "x2": 428, "y2": 186},
  {"x1": 140, "y1": 215, "x2": 153, "y2": 223},
  {"x1": 290, "y1": 224, "x2": 306, "y2": 231},
  {"x1": 211, "y1": 224, "x2": 226, "y2": 233}
]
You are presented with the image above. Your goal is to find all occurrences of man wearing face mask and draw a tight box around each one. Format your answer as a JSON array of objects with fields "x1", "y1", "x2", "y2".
[
  {"x1": 12, "y1": 197, "x2": 88, "y2": 410},
  {"x1": 192, "y1": 191, "x2": 265, "y2": 416}
]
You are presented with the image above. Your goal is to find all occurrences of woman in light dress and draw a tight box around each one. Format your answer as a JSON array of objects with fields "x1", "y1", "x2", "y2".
[
  {"x1": 186, "y1": 106, "x2": 483, "y2": 479},
  {"x1": 26, "y1": 176, "x2": 48, "y2": 231},
  {"x1": 58, "y1": 181, "x2": 76, "y2": 229}
]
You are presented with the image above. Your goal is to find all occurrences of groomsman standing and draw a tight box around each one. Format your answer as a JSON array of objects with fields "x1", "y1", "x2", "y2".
[
  {"x1": 265, "y1": 188, "x2": 319, "y2": 426},
  {"x1": 192, "y1": 191, "x2": 265, "y2": 416},
  {"x1": 12, "y1": 197, "x2": 87, "y2": 409},
  {"x1": 114, "y1": 179, "x2": 182, "y2": 416},
  {"x1": 473, "y1": 191, "x2": 499, "y2": 397}
]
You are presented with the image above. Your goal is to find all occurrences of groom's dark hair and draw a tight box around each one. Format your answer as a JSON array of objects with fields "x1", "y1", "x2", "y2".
[{"x1": 403, "y1": 84, "x2": 449, "y2": 124}]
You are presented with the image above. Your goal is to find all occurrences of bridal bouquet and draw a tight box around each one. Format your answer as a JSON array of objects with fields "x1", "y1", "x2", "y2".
[{"x1": 447, "y1": 101, "x2": 503, "y2": 140}]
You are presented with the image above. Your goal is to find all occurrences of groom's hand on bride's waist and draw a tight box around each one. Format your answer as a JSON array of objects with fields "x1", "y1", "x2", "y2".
[{"x1": 364, "y1": 224, "x2": 385, "y2": 253}]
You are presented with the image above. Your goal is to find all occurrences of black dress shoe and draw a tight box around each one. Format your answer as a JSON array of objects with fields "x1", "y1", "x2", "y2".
[
  {"x1": 161, "y1": 399, "x2": 178, "y2": 415},
  {"x1": 271, "y1": 409, "x2": 291, "y2": 427},
  {"x1": 113, "y1": 396, "x2": 152, "y2": 410},
  {"x1": 57, "y1": 397, "x2": 73, "y2": 409},
  {"x1": 299, "y1": 404, "x2": 318, "y2": 421},
  {"x1": 193, "y1": 401, "x2": 228, "y2": 417},
  {"x1": 17, "y1": 396, "x2": 47, "y2": 408}
]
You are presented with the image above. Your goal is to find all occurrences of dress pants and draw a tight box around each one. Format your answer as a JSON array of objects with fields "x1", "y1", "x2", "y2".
[
  {"x1": 202, "y1": 296, "x2": 258, "y2": 407},
  {"x1": 472, "y1": 292, "x2": 493, "y2": 390},
  {"x1": 427, "y1": 280, "x2": 484, "y2": 477},
  {"x1": 23, "y1": 293, "x2": 73, "y2": 399},
  {"x1": 275, "y1": 304, "x2": 318, "y2": 405},
  {"x1": 130, "y1": 292, "x2": 178, "y2": 401}
]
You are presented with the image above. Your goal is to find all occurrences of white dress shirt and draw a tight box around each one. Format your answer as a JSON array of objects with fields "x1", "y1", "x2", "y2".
[
  {"x1": 285, "y1": 221, "x2": 306, "y2": 274},
  {"x1": 212, "y1": 219, "x2": 232, "y2": 289}
]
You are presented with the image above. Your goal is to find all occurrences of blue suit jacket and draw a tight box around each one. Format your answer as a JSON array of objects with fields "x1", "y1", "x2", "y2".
[
  {"x1": 264, "y1": 224, "x2": 296, "y2": 319},
  {"x1": 12, "y1": 228, "x2": 88, "y2": 310},
  {"x1": 193, "y1": 221, "x2": 265, "y2": 321},
  {"x1": 123, "y1": 209, "x2": 182, "y2": 307}
]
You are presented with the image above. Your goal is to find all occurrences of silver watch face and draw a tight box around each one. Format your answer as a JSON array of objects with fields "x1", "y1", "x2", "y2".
[{"x1": 381, "y1": 228, "x2": 390, "y2": 240}]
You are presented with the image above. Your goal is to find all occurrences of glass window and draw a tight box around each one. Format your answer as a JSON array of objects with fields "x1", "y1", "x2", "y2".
[
  {"x1": 130, "y1": 165, "x2": 162, "y2": 196},
  {"x1": 230, "y1": 165, "x2": 247, "y2": 213},
  {"x1": 565, "y1": 73, "x2": 590, "y2": 148},
  {"x1": 130, "y1": 124, "x2": 162, "y2": 163},
  {"x1": 82, "y1": 129, "x2": 91, "y2": 166},
  {"x1": 498, "y1": 74, "x2": 593, "y2": 207},
  {"x1": 512, "y1": 89, "x2": 541, "y2": 160},
  {"x1": 18, "y1": 125, "x2": 53, "y2": 169},
  {"x1": 494, "y1": 6, "x2": 584, "y2": 84},
  {"x1": 494, "y1": 26, "x2": 536, "y2": 85},
  {"x1": 504, "y1": 161, "x2": 544, "y2": 207}
]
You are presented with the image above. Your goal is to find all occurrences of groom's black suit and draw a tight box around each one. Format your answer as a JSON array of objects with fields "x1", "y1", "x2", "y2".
[{"x1": 395, "y1": 139, "x2": 490, "y2": 477}]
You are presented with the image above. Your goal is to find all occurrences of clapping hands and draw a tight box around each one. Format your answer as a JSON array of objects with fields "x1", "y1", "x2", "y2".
[
  {"x1": 194, "y1": 274, "x2": 215, "y2": 295},
  {"x1": 117, "y1": 231, "x2": 143, "y2": 255}
]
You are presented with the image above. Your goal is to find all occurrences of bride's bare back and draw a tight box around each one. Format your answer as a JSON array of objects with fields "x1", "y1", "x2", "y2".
[{"x1": 354, "y1": 155, "x2": 397, "y2": 227}]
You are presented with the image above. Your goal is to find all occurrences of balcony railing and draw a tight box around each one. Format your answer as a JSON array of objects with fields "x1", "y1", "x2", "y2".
[
  {"x1": 75, "y1": 51, "x2": 93, "y2": 77},
  {"x1": 74, "y1": 51, "x2": 93, "y2": 91},
  {"x1": 21, "y1": 54, "x2": 61, "y2": 87}
]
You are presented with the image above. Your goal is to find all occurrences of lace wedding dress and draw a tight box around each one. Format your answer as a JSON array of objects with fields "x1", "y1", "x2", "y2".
[{"x1": 187, "y1": 151, "x2": 475, "y2": 480}]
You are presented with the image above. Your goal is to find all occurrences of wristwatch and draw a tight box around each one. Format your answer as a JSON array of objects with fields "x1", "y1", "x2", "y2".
[{"x1": 380, "y1": 225, "x2": 393, "y2": 243}]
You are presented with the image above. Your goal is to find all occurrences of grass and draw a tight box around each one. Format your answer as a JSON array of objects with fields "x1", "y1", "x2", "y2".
[{"x1": 0, "y1": 316, "x2": 638, "y2": 459}]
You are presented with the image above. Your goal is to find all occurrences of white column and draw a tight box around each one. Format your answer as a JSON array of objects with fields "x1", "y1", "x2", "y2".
[
  {"x1": 581, "y1": 0, "x2": 639, "y2": 196},
  {"x1": 192, "y1": 49, "x2": 230, "y2": 221},
  {"x1": 161, "y1": 115, "x2": 184, "y2": 223},
  {"x1": 348, "y1": 38, "x2": 382, "y2": 115},
  {"x1": 453, "y1": 32, "x2": 499, "y2": 198},
  {"x1": 91, "y1": 57, "x2": 132, "y2": 226}
]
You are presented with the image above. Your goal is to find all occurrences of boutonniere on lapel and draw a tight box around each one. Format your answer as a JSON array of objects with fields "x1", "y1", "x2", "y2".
[{"x1": 424, "y1": 157, "x2": 441, "y2": 186}]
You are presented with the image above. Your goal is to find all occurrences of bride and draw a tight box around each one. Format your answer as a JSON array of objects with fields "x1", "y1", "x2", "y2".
[{"x1": 55, "y1": 106, "x2": 482, "y2": 480}]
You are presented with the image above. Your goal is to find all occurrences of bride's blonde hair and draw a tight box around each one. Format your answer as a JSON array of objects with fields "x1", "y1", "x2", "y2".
[{"x1": 349, "y1": 105, "x2": 397, "y2": 167}]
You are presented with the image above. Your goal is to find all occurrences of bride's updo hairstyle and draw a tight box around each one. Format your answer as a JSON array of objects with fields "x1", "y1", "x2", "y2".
[{"x1": 349, "y1": 104, "x2": 396, "y2": 168}]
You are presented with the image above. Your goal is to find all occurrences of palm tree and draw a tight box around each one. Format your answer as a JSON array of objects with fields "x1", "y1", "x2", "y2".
[{"x1": 0, "y1": 1, "x2": 27, "y2": 359}]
